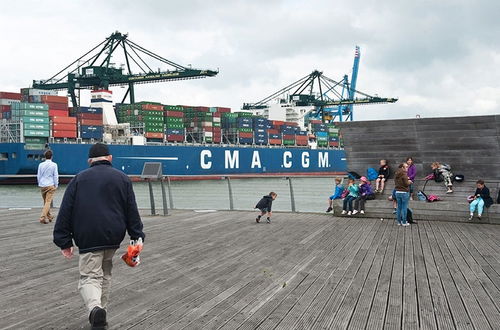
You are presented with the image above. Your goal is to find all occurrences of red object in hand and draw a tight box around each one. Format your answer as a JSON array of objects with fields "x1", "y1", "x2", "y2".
[{"x1": 121, "y1": 238, "x2": 143, "y2": 267}]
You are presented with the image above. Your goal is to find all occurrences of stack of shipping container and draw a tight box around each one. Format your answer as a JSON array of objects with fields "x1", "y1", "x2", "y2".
[
  {"x1": 11, "y1": 102, "x2": 50, "y2": 149},
  {"x1": 78, "y1": 107, "x2": 103, "y2": 140},
  {"x1": 164, "y1": 105, "x2": 184, "y2": 142},
  {"x1": 0, "y1": 92, "x2": 21, "y2": 120}
]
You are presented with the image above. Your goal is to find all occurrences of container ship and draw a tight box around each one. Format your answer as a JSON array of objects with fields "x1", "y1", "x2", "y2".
[{"x1": 0, "y1": 89, "x2": 347, "y2": 181}]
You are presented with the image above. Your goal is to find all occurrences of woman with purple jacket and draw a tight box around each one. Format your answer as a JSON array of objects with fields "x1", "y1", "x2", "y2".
[
  {"x1": 353, "y1": 176, "x2": 375, "y2": 215},
  {"x1": 406, "y1": 157, "x2": 416, "y2": 199}
]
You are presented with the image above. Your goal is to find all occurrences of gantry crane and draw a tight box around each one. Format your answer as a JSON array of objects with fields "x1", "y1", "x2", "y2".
[
  {"x1": 32, "y1": 31, "x2": 218, "y2": 107},
  {"x1": 242, "y1": 46, "x2": 397, "y2": 122}
]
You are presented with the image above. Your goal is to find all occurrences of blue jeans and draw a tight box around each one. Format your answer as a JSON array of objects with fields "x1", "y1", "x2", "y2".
[
  {"x1": 395, "y1": 191, "x2": 410, "y2": 224},
  {"x1": 343, "y1": 195, "x2": 356, "y2": 211},
  {"x1": 469, "y1": 198, "x2": 484, "y2": 215}
]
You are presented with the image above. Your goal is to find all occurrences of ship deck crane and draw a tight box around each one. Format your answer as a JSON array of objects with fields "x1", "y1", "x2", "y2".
[
  {"x1": 242, "y1": 46, "x2": 397, "y2": 122},
  {"x1": 32, "y1": 31, "x2": 218, "y2": 107}
]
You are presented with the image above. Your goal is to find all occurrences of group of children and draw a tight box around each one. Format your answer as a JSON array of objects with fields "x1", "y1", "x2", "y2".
[{"x1": 254, "y1": 159, "x2": 497, "y2": 223}]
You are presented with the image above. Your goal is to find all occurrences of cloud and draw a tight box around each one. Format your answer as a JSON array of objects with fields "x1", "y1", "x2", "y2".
[{"x1": 0, "y1": 0, "x2": 499, "y2": 120}]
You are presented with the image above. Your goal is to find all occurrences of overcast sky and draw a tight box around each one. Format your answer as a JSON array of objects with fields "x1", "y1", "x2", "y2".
[{"x1": 0, "y1": 0, "x2": 499, "y2": 120}]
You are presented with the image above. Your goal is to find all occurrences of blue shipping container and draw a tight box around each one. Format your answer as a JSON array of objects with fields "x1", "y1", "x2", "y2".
[{"x1": 79, "y1": 107, "x2": 103, "y2": 114}]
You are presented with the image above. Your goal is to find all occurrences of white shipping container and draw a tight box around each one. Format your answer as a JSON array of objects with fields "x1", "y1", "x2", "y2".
[
  {"x1": 203, "y1": 132, "x2": 213, "y2": 137},
  {"x1": 0, "y1": 99, "x2": 20, "y2": 105},
  {"x1": 22, "y1": 88, "x2": 58, "y2": 96},
  {"x1": 213, "y1": 117, "x2": 221, "y2": 123}
]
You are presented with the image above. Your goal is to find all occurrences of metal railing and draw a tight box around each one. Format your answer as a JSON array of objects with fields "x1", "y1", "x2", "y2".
[{"x1": 0, "y1": 174, "x2": 341, "y2": 214}]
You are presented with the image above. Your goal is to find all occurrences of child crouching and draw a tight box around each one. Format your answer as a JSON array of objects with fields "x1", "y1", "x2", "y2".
[{"x1": 255, "y1": 192, "x2": 277, "y2": 224}]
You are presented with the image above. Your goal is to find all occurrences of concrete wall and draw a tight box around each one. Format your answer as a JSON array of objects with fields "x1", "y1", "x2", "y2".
[{"x1": 338, "y1": 115, "x2": 500, "y2": 180}]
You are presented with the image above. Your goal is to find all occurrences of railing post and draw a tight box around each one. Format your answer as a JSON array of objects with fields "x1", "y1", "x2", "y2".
[
  {"x1": 166, "y1": 176, "x2": 174, "y2": 209},
  {"x1": 160, "y1": 177, "x2": 168, "y2": 216},
  {"x1": 226, "y1": 176, "x2": 234, "y2": 210},
  {"x1": 147, "y1": 179, "x2": 156, "y2": 215},
  {"x1": 288, "y1": 177, "x2": 296, "y2": 212}
]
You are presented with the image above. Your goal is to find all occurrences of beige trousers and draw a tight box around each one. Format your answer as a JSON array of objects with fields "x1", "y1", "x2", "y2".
[
  {"x1": 78, "y1": 249, "x2": 117, "y2": 312},
  {"x1": 40, "y1": 186, "x2": 56, "y2": 221}
]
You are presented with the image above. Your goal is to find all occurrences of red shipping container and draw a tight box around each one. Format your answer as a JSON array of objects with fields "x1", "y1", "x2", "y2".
[
  {"x1": 52, "y1": 123, "x2": 76, "y2": 131},
  {"x1": 296, "y1": 136, "x2": 308, "y2": 140},
  {"x1": 41, "y1": 95, "x2": 68, "y2": 104},
  {"x1": 215, "y1": 107, "x2": 231, "y2": 113},
  {"x1": 52, "y1": 130, "x2": 77, "y2": 138},
  {"x1": 296, "y1": 140, "x2": 308, "y2": 146},
  {"x1": 269, "y1": 139, "x2": 282, "y2": 145},
  {"x1": 196, "y1": 106, "x2": 210, "y2": 111},
  {"x1": 49, "y1": 110, "x2": 69, "y2": 117},
  {"x1": 238, "y1": 132, "x2": 253, "y2": 138},
  {"x1": 267, "y1": 129, "x2": 279, "y2": 134},
  {"x1": 0, "y1": 91, "x2": 22, "y2": 100},
  {"x1": 45, "y1": 102, "x2": 68, "y2": 110},
  {"x1": 283, "y1": 134, "x2": 296, "y2": 140},
  {"x1": 145, "y1": 132, "x2": 164, "y2": 139},
  {"x1": 77, "y1": 113, "x2": 103, "y2": 120},
  {"x1": 166, "y1": 134, "x2": 184, "y2": 142},
  {"x1": 284, "y1": 121, "x2": 298, "y2": 126},
  {"x1": 272, "y1": 120, "x2": 285, "y2": 126},
  {"x1": 52, "y1": 116, "x2": 77, "y2": 124},
  {"x1": 164, "y1": 111, "x2": 184, "y2": 117},
  {"x1": 212, "y1": 112, "x2": 221, "y2": 117},
  {"x1": 309, "y1": 120, "x2": 322, "y2": 124},
  {"x1": 0, "y1": 105, "x2": 10, "y2": 112},
  {"x1": 329, "y1": 141, "x2": 339, "y2": 147},
  {"x1": 79, "y1": 119, "x2": 103, "y2": 126},
  {"x1": 141, "y1": 104, "x2": 163, "y2": 111}
]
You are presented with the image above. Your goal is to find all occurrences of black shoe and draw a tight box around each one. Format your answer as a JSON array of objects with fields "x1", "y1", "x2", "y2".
[
  {"x1": 256, "y1": 215, "x2": 261, "y2": 223},
  {"x1": 326, "y1": 207, "x2": 333, "y2": 213},
  {"x1": 89, "y1": 306, "x2": 107, "y2": 330},
  {"x1": 266, "y1": 218, "x2": 271, "y2": 224}
]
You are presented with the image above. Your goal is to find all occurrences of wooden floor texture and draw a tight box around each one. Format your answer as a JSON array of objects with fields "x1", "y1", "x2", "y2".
[{"x1": 1, "y1": 208, "x2": 500, "y2": 329}]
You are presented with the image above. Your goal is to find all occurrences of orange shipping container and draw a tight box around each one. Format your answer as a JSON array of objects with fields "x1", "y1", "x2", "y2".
[
  {"x1": 79, "y1": 119, "x2": 103, "y2": 126},
  {"x1": 52, "y1": 116, "x2": 77, "y2": 124},
  {"x1": 145, "y1": 132, "x2": 164, "y2": 139},
  {"x1": 49, "y1": 110, "x2": 68, "y2": 117},
  {"x1": 52, "y1": 130, "x2": 77, "y2": 138},
  {"x1": 41, "y1": 95, "x2": 68, "y2": 104},
  {"x1": 52, "y1": 123, "x2": 76, "y2": 131},
  {"x1": 141, "y1": 104, "x2": 164, "y2": 111},
  {"x1": 45, "y1": 102, "x2": 68, "y2": 110}
]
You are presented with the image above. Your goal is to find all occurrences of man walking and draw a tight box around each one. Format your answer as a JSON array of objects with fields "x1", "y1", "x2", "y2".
[
  {"x1": 37, "y1": 149, "x2": 58, "y2": 224},
  {"x1": 53, "y1": 143, "x2": 145, "y2": 330}
]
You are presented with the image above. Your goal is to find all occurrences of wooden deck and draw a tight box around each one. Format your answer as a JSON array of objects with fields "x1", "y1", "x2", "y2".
[{"x1": 1, "y1": 208, "x2": 500, "y2": 329}]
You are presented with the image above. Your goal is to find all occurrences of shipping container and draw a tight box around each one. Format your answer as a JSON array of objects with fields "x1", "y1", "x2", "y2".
[
  {"x1": 24, "y1": 130, "x2": 50, "y2": 137},
  {"x1": 0, "y1": 92, "x2": 22, "y2": 100},
  {"x1": 40, "y1": 95, "x2": 68, "y2": 104},
  {"x1": 11, "y1": 102, "x2": 49, "y2": 111},
  {"x1": 52, "y1": 130, "x2": 77, "y2": 138},
  {"x1": 49, "y1": 109, "x2": 69, "y2": 117},
  {"x1": 25, "y1": 123, "x2": 50, "y2": 130},
  {"x1": 145, "y1": 132, "x2": 164, "y2": 139},
  {"x1": 78, "y1": 106, "x2": 103, "y2": 114},
  {"x1": 52, "y1": 123, "x2": 77, "y2": 131},
  {"x1": 23, "y1": 116, "x2": 50, "y2": 124},
  {"x1": 79, "y1": 119, "x2": 103, "y2": 126}
]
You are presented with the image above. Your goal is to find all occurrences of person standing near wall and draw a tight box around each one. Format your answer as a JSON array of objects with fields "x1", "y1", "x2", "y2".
[
  {"x1": 394, "y1": 163, "x2": 411, "y2": 226},
  {"x1": 53, "y1": 143, "x2": 145, "y2": 330},
  {"x1": 37, "y1": 149, "x2": 58, "y2": 224}
]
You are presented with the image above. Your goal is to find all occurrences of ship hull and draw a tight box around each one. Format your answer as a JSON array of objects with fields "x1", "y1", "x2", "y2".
[{"x1": 0, "y1": 143, "x2": 346, "y2": 181}]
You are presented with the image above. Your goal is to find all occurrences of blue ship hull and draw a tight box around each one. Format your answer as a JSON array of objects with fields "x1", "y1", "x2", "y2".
[{"x1": 0, "y1": 143, "x2": 347, "y2": 178}]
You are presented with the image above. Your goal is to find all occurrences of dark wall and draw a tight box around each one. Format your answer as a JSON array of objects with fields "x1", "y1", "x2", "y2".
[{"x1": 337, "y1": 115, "x2": 500, "y2": 180}]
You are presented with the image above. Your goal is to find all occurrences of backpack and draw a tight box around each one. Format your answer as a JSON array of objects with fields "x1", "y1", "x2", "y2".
[
  {"x1": 417, "y1": 191, "x2": 428, "y2": 201},
  {"x1": 417, "y1": 180, "x2": 429, "y2": 201},
  {"x1": 347, "y1": 171, "x2": 361, "y2": 180},
  {"x1": 454, "y1": 174, "x2": 464, "y2": 182},
  {"x1": 367, "y1": 167, "x2": 378, "y2": 181},
  {"x1": 427, "y1": 194, "x2": 441, "y2": 202},
  {"x1": 341, "y1": 188, "x2": 349, "y2": 199}
]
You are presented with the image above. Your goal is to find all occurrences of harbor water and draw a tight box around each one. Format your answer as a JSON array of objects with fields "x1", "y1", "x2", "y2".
[{"x1": 0, "y1": 177, "x2": 338, "y2": 213}]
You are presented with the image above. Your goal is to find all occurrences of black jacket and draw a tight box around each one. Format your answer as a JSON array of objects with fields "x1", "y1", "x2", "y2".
[
  {"x1": 475, "y1": 186, "x2": 493, "y2": 208},
  {"x1": 255, "y1": 195, "x2": 274, "y2": 211},
  {"x1": 378, "y1": 165, "x2": 390, "y2": 179},
  {"x1": 53, "y1": 161, "x2": 145, "y2": 253}
]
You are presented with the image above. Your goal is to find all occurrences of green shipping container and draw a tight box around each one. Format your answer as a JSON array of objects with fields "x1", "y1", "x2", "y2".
[
  {"x1": 283, "y1": 139, "x2": 295, "y2": 145},
  {"x1": 24, "y1": 123, "x2": 50, "y2": 130},
  {"x1": 13, "y1": 110, "x2": 49, "y2": 117},
  {"x1": 165, "y1": 124, "x2": 184, "y2": 129},
  {"x1": 165, "y1": 117, "x2": 183, "y2": 123},
  {"x1": 144, "y1": 127, "x2": 163, "y2": 133},
  {"x1": 25, "y1": 137, "x2": 48, "y2": 144},
  {"x1": 23, "y1": 116, "x2": 50, "y2": 124},
  {"x1": 24, "y1": 143, "x2": 46, "y2": 150},
  {"x1": 12, "y1": 102, "x2": 49, "y2": 111},
  {"x1": 24, "y1": 129, "x2": 50, "y2": 137},
  {"x1": 237, "y1": 128, "x2": 253, "y2": 133},
  {"x1": 143, "y1": 116, "x2": 163, "y2": 122}
]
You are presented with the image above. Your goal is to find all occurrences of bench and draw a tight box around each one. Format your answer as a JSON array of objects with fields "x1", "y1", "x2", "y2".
[{"x1": 331, "y1": 178, "x2": 500, "y2": 224}]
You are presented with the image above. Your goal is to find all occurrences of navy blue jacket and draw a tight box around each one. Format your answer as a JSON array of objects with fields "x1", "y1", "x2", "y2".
[
  {"x1": 53, "y1": 161, "x2": 145, "y2": 253},
  {"x1": 475, "y1": 186, "x2": 494, "y2": 208},
  {"x1": 255, "y1": 195, "x2": 274, "y2": 211}
]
